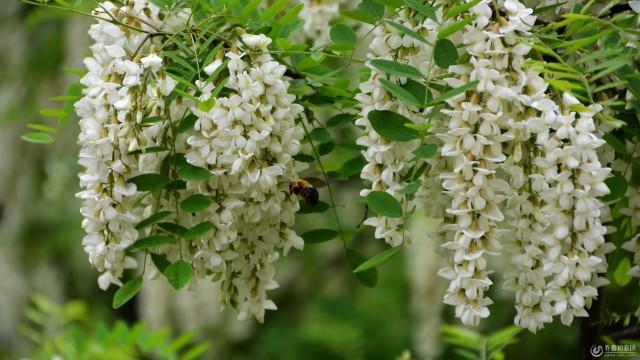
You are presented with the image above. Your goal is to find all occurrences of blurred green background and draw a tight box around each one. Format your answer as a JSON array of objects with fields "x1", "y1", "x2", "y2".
[{"x1": 1, "y1": 2, "x2": 637, "y2": 359}]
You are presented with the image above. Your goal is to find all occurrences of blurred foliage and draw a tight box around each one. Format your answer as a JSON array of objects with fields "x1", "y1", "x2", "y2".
[{"x1": 18, "y1": 294, "x2": 209, "y2": 360}]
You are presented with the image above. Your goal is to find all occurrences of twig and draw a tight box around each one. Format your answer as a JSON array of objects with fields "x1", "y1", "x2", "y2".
[{"x1": 300, "y1": 109, "x2": 347, "y2": 249}]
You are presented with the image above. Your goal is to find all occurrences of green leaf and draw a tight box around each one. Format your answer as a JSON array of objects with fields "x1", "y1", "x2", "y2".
[
  {"x1": 38, "y1": 109, "x2": 67, "y2": 118},
  {"x1": 158, "y1": 222, "x2": 188, "y2": 236},
  {"x1": 177, "y1": 164, "x2": 211, "y2": 181},
  {"x1": 532, "y1": 1, "x2": 567, "y2": 15},
  {"x1": 318, "y1": 141, "x2": 335, "y2": 155},
  {"x1": 343, "y1": 0, "x2": 385, "y2": 24},
  {"x1": 613, "y1": 257, "x2": 632, "y2": 287},
  {"x1": 259, "y1": 0, "x2": 289, "y2": 23},
  {"x1": 346, "y1": 248, "x2": 378, "y2": 287},
  {"x1": 589, "y1": 59, "x2": 628, "y2": 82},
  {"x1": 112, "y1": 276, "x2": 143, "y2": 309},
  {"x1": 165, "y1": 180, "x2": 187, "y2": 191},
  {"x1": 399, "y1": 181, "x2": 421, "y2": 195},
  {"x1": 181, "y1": 342, "x2": 210, "y2": 360},
  {"x1": 293, "y1": 153, "x2": 315, "y2": 162},
  {"x1": 487, "y1": 327, "x2": 523, "y2": 351},
  {"x1": 26, "y1": 124, "x2": 56, "y2": 133},
  {"x1": 127, "y1": 235, "x2": 176, "y2": 252},
  {"x1": 575, "y1": 48, "x2": 619, "y2": 65},
  {"x1": 128, "y1": 174, "x2": 171, "y2": 192},
  {"x1": 240, "y1": 0, "x2": 262, "y2": 16},
  {"x1": 584, "y1": 57, "x2": 627, "y2": 74},
  {"x1": 438, "y1": 16, "x2": 475, "y2": 39},
  {"x1": 618, "y1": 65, "x2": 640, "y2": 99},
  {"x1": 176, "y1": 114, "x2": 197, "y2": 134},
  {"x1": 136, "y1": 211, "x2": 172, "y2": 230},
  {"x1": 309, "y1": 127, "x2": 332, "y2": 144},
  {"x1": 151, "y1": 254, "x2": 170, "y2": 273},
  {"x1": 21, "y1": 132, "x2": 54, "y2": 144},
  {"x1": 63, "y1": 66, "x2": 86, "y2": 77},
  {"x1": 298, "y1": 200, "x2": 330, "y2": 214},
  {"x1": 427, "y1": 81, "x2": 478, "y2": 106},
  {"x1": 164, "y1": 261, "x2": 193, "y2": 290},
  {"x1": 379, "y1": 79, "x2": 422, "y2": 107},
  {"x1": 142, "y1": 115, "x2": 164, "y2": 123},
  {"x1": 404, "y1": 79, "x2": 430, "y2": 105},
  {"x1": 369, "y1": 59, "x2": 423, "y2": 79},
  {"x1": 327, "y1": 113, "x2": 357, "y2": 127},
  {"x1": 384, "y1": 20, "x2": 429, "y2": 45},
  {"x1": 164, "y1": 52, "x2": 197, "y2": 73},
  {"x1": 413, "y1": 144, "x2": 438, "y2": 158},
  {"x1": 403, "y1": 0, "x2": 437, "y2": 21},
  {"x1": 183, "y1": 221, "x2": 214, "y2": 241},
  {"x1": 444, "y1": 0, "x2": 482, "y2": 19},
  {"x1": 603, "y1": 171, "x2": 628, "y2": 202},
  {"x1": 434, "y1": 39, "x2": 458, "y2": 68},
  {"x1": 603, "y1": 133, "x2": 628, "y2": 155},
  {"x1": 330, "y1": 24, "x2": 357, "y2": 46},
  {"x1": 338, "y1": 156, "x2": 366, "y2": 177},
  {"x1": 368, "y1": 110, "x2": 420, "y2": 142},
  {"x1": 353, "y1": 246, "x2": 401, "y2": 273},
  {"x1": 180, "y1": 194, "x2": 212, "y2": 213},
  {"x1": 365, "y1": 191, "x2": 403, "y2": 218},
  {"x1": 302, "y1": 229, "x2": 337, "y2": 244}
]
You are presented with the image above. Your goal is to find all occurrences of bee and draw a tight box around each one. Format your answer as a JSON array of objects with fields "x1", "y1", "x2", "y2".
[{"x1": 290, "y1": 178, "x2": 319, "y2": 206}]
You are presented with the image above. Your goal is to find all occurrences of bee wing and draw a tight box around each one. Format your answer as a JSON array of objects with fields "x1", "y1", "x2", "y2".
[{"x1": 305, "y1": 177, "x2": 326, "y2": 188}]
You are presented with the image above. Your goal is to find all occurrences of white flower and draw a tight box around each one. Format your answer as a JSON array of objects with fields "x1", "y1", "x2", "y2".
[
  {"x1": 186, "y1": 32, "x2": 304, "y2": 322},
  {"x1": 241, "y1": 34, "x2": 271, "y2": 49},
  {"x1": 203, "y1": 59, "x2": 223, "y2": 76},
  {"x1": 296, "y1": 0, "x2": 344, "y2": 46},
  {"x1": 439, "y1": 0, "x2": 537, "y2": 327},
  {"x1": 141, "y1": 53, "x2": 163, "y2": 71},
  {"x1": 357, "y1": 8, "x2": 442, "y2": 247},
  {"x1": 76, "y1": 0, "x2": 175, "y2": 291}
]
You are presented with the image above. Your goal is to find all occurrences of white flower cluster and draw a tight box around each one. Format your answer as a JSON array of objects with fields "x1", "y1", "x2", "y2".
[
  {"x1": 438, "y1": 0, "x2": 538, "y2": 327},
  {"x1": 356, "y1": 8, "x2": 441, "y2": 247},
  {"x1": 297, "y1": 0, "x2": 345, "y2": 46},
  {"x1": 75, "y1": 0, "x2": 169, "y2": 291},
  {"x1": 186, "y1": 33, "x2": 305, "y2": 322},
  {"x1": 533, "y1": 93, "x2": 612, "y2": 327},
  {"x1": 435, "y1": 0, "x2": 612, "y2": 330}
]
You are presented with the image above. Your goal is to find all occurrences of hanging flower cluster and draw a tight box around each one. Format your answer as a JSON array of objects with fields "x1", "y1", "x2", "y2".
[
  {"x1": 296, "y1": 0, "x2": 345, "y2": 46},
  {"x1": 75, "y1": 0, "x2": 169, "y2": 291},
  {"x1": 435, "y1": 0, "x2": 612, "y2": 330},
  {"x1": 186, "y1": 33, "x2": 305, "y2": 322},
  {"x1": 75, "y1": 0, "x2": 306, "y2": 322},
  {"x1": 436, "y1": 0, "x2": 540, "y2": 327},
  {"x1": 356, "y1": 8, "x2": 441, "y2": 247},
  {"x1": 351, "y1": 0, "x2": 614, "y2": 331},
  {"x1": 536, "y1": 93, "x2": 612, "y2": 327}
]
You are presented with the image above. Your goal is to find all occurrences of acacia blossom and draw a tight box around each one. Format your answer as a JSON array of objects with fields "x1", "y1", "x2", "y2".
[
  {"x1": 438, "y1": 0, "x2": 538, "y2": 327},
  {"x1": 297, "y1": 0, "x2": 345, "y2": 46},
  {"x1": 533, "y1": 93, "x2": 612, "y2": 327},
  {"x1": 356, "y1": 8, "x2": 441, "y2": 247},
  {"x1": 75, "y1": 0, "x2": 170, "y2": 291},
  {"x1": 186, "y1": 33, "x2": 305, "y2": 322}
]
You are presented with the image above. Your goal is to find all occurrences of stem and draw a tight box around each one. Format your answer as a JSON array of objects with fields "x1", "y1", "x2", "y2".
[
  {"x1": 300, "y1": 110, "x2": 347, "y2": 249},
  {"x1": 21, "y1": 0, "x2": 167, "y2": 36}
]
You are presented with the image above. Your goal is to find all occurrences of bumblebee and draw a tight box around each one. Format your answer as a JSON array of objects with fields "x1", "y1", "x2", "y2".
[{"x1": 290, "y1": 178, "x2": 319, "y2": 206}]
